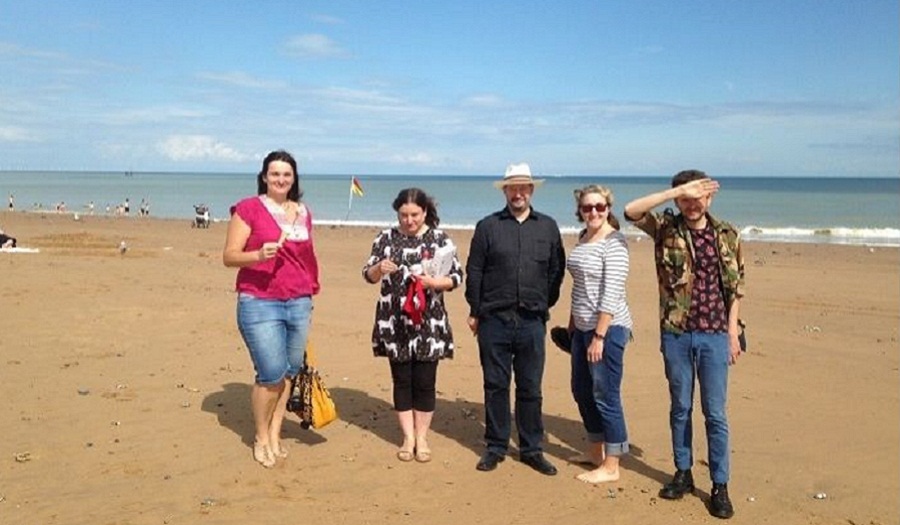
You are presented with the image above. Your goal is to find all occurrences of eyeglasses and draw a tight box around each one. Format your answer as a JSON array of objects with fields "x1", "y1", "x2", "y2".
[{"x1": 580, "y1": 203, "x2": 608, "y2": 214}]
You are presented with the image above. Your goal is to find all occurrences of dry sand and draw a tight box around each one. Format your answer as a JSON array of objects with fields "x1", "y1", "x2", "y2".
[{"x1": 1, "y1": 210, "x2": 897, "y2": 525}]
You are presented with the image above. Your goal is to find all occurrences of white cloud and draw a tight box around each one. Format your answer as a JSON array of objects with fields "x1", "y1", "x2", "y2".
[
  {"x1": 0, "y1": 126, "x2": 39, "y2": 142},
  {"x1": 388, "y1": 152, "x2": 439, "y2": 166},
  {"x1": 103, "y1": 106, "x2": 214, "y2": 125},
  {"x1": 196, "y1": 71, "x2": 286, "y2": 90},
  {"x1": 157, "y1": 135, "x2": 250, "y2": 162},
  {"x1": 283, "y1": 34, "x2": 349, "y2": 59},
  {"x1": 462, "y1": 94, "x2": 508, "y2": 108}
]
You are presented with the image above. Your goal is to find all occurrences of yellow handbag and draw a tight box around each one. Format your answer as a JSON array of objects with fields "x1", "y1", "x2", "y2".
[{"x1": 287, "y1": 342, "x2": 338, "y2": 429}]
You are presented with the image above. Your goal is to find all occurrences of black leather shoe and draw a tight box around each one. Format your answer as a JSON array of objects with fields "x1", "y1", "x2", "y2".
[
  {"x1": 476, "y1": 452, "x2": 505, "y2": 472},
  {"x1": 659, "y1": 469, "x2": 695, "y2": 500},
  {"x1": 709, "y1": 483, "x2": 735, "y2": 519},
  {"x1": 521, "y1": 453, "x2": 558, "y2": 476}
]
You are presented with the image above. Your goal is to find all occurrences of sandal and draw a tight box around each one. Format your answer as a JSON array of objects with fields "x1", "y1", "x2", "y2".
[
  {"x1": 414, "y1": 436, "x2": 432, "y2": 463},
  {"x1": 271, "y1": 441, "x2": 288, "y2": 459},
  {"x1": 253, "y1": 441, "x2": 275, "y2": 468},
  {"x1": 397, "y1": 449, "x2": 415, "y2": 462}
]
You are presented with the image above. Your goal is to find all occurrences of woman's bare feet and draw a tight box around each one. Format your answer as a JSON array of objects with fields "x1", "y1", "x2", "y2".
[
  {"x1": 576, "y1": 465, "x2": 620, "y2": 484},
  {"x1": 253, "y1": 441, "x2": 275, "y2": 468},
  {"x1": 414, "y1": 435, "x2": 432, "y2": 463}
]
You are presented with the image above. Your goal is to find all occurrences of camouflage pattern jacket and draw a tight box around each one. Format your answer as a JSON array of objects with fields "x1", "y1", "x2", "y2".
[{"x1": 631, "y1": 209, "x2": 745, "y2": 334}]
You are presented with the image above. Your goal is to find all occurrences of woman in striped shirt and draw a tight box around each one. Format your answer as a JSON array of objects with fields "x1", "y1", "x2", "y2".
[{"x1": 566, "y1": 184, "x2": 633, "y2": 484}]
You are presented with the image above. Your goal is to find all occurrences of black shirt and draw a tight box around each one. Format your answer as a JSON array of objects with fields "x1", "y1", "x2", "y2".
[{"x1": 465, "y1": 207, "x2": 565, "y2": 318}]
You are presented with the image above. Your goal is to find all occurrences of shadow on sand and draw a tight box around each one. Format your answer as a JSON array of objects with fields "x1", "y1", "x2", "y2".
[
  {"x1": 327, "y1": 386, "x2": 670, "y2": 484},
  {"x1": 202, "y1": 382, "x2": 669, "y2": 484}
]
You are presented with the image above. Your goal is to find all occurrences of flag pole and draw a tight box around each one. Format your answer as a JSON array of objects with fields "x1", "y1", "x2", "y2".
[{"x1": 346, "y1": 176, "x2": 354, "y2": 221}]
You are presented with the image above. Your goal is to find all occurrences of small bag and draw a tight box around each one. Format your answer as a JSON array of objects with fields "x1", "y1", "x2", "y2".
[
  {"x1": 738, "y1": 319, "x2": 748, "y2": 352},
  {"x1": 550, "y1": 326, "x2": 572, "y2": 354},
  {"x1": 287, "y1": 342, "x2": 338, "y2": 429}
]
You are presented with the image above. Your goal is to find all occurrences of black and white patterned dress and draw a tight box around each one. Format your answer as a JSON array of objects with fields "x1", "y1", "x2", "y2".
[{"x1": 362, "y1": 227, "x2": 463, "y2": 362}]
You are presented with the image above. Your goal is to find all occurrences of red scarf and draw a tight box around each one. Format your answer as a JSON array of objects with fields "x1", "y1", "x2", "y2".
[{"x1": 402, "y1": 277, "x2": 426, "y2": 326}]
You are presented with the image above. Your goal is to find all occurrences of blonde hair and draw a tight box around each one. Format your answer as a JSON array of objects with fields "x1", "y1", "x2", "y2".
[{"x1": 573, "y1": 184, "x2": 620, "y2": 230}]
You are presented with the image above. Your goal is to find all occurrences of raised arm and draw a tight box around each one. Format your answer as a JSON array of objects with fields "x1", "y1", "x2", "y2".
[{"x1": 623, "y1": 179, "x2": 719, "y2": 222}]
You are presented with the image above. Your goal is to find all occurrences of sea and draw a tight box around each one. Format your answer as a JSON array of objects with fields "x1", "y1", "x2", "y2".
[{"x1": 2, "y1": 171, "x2": 898, "y2": 247}]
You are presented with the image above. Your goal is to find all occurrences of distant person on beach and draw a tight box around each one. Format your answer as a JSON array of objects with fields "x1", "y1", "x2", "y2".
[
  {"x1": 7, "y1": 193, "x2": 13, "y2": 211},
  {"x1": 566, "y1": 184, "x2": 633, "y2": 484},
  {"x1": 222, "y1": 150, "x2": 320, "y2": 469},
  {"x1": 465, "y1": 163, "x2": 565, "y2": 476},
  {"x1": 624, "y1": 170, "x2": 745, "y2": 519},
  {"x1": 0, "y1": 227, "x2": 16, "y2": 248},
  {"x1": 88, "y1": 201, "x2": 94, "y2": 215},
  {"x1": 123, "y1": 198, "x2": 130, "y2": 215},
  {"x1": 362, "y1": 188, "x2": 463, "y2": 464}
]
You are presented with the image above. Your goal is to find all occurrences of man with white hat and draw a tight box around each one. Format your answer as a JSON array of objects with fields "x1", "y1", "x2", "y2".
[{"x1": 465, "y1": 162, "x2": 565, "y2": 476}]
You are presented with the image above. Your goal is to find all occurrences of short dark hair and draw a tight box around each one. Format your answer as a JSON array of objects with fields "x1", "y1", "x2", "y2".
[{"x1": 671, "y1": 169, "x2": 709, "y2": 188}]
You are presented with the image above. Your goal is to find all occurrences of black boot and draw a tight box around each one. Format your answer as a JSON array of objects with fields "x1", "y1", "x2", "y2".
[
  {"x1": 709, "y1": 483, "x2": 735, "y2": 519},
  {"x1": 659, "y1": 469, "x2": 695, "y2": 500}
]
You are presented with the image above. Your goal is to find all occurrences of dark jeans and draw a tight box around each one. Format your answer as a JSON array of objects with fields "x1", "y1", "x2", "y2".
[{"x1": 477, "y1": 310, "x2": 547, "y2": 456}]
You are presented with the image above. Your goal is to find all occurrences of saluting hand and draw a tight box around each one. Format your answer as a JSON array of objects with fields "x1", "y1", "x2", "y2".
[{"x1": 679, "y1": 178, "x2": 720, "y2": 199}]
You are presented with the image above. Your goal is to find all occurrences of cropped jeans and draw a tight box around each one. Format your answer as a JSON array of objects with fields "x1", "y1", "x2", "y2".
[
  {"x1": 477, "y1": 309, "x2": 547, "y2": 457},
  {"x1": 661, "y1": 330, "x2": 731, "y2": 484},
  {"x1": 237, "y1": 294, "x2": 312, "y2": 385},
  {"x1": 570, "y1": 325, "x2": 631, "y2": 456}
]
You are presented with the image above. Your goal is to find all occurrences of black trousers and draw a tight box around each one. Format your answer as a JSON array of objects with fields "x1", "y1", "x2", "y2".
[{"x1": 389, "y1": 359, "x2": 439, "y2": 412}]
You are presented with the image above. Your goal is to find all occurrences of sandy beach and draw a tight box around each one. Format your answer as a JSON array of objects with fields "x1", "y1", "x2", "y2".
[{"x1": 1, "y1": 210, "x2": 897, "y2": 525}]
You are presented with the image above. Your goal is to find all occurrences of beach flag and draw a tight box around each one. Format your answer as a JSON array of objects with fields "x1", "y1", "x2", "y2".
[{"x1": 351, "y1": 176, "x2": 364, "y2": 197}]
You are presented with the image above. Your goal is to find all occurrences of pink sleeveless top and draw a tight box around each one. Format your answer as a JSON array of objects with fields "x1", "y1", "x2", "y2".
[{"x1": 231, "y1": 196, "x2": 320, "y2": 300}]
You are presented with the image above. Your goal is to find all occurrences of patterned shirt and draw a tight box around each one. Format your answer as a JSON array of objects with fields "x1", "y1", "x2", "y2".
[
  {"x1": 627, "y1": 208, "x2": 745, "y2": 334},
  {"x1": 685, "y1": 225, "x2": 727, "y2": 332}
]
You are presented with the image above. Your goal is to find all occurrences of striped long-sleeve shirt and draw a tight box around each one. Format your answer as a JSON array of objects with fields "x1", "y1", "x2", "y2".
[{"x1": 566, "y1": 230, "x2": 633, "y2": 331}]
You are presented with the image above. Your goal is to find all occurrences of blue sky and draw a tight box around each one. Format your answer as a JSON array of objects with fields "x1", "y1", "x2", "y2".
[{"x1": 0, "y1": 1, "x2": 897, "y2": 177}]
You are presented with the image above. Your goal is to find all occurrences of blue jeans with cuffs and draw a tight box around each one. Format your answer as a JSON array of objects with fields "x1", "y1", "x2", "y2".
[{"x1": 570, "y1": 325, "x2": 631, "y2": 456}]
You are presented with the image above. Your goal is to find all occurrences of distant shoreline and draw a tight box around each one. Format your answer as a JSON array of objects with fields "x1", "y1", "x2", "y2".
[{"x1": 4, "y1": 209, "x2": 897, "y2": 248}]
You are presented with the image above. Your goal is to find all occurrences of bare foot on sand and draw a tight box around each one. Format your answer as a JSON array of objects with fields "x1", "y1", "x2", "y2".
[{"x1": 576, "y1": 466, "x2": 620, "y2": 484}]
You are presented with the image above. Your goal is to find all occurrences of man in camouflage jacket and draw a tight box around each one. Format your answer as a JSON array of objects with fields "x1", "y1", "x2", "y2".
[{"x1": 624, "y1": 170, "x2": 745, "y2": 520}]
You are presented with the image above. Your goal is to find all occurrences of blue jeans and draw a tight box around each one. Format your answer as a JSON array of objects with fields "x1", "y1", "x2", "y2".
[
  {"x1": 661, "y1": 331, "x2": 730, "y2": 484},
  {"x1": 237, "y1": 294, "x2": 312, "y2": 385},
  {"x1": 477, "y1": 310, "x2": 547, "y2": 457},
  {"x1": 570, "y1": 325, "x2": 631, "y2": 456}
]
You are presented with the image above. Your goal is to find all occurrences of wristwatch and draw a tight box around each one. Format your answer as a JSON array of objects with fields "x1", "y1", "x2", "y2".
[{"x1": 592, "y1": 331, "x2": 605, "y2": 341}]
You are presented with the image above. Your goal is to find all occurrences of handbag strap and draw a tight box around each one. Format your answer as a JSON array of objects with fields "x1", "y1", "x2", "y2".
[{"x1": 304, "y1": 341, "x2": 317, "y2": 368}]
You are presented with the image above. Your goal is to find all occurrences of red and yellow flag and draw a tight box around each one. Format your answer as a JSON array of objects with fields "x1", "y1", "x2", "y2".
[{"x1": 350, "y1": 176, "x2": 364, "y2": 197}]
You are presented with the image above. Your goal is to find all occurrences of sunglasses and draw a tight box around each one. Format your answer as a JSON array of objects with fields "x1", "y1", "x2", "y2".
[{"x1": 580, "y1": 203, "x2": 609, "y2": 214}]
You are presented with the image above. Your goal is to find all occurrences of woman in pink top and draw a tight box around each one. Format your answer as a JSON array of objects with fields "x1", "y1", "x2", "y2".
[{"x1": 223, "y1": 150, "x2": 320, "y2": 468}]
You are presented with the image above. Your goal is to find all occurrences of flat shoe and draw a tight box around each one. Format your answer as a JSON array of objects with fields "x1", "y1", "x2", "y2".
[
  {"x1": 397, "y1": 449, "x2": 414, "y2": 462},
  {"x1": 415, "y1": 449, "x2": 432, "y2": 463}
]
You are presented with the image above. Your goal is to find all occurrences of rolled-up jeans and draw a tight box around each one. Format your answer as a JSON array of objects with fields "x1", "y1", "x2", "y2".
[
  {"x1": 570, "y1": 325, "x2": 631, "y2": 456},
  {"x1": 477, "y1": 309, "x2": 547, "y2": 457},
  {"x1": 661, "y1": 330, "x2": 730, "y2": 484}
]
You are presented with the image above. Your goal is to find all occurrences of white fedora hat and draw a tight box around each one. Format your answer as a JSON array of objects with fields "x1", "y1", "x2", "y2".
[{"x1": 493, "y1": 162, "x2": 544, "y2": 189}]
